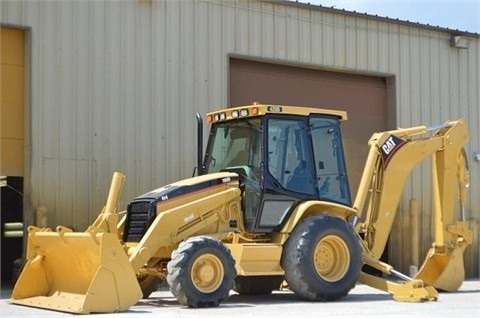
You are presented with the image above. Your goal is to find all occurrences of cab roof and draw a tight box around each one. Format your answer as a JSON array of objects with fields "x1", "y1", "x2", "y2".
[{"x1": 206, "y1": 104, "x2": 347, "y2": 123}]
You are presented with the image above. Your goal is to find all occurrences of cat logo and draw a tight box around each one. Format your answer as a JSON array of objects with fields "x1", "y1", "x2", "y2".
[{"x1": 380, "y1": 135, "x2": 406, "y2": 168}]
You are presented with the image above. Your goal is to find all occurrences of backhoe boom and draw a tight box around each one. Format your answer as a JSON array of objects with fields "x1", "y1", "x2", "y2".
[{"x1": 354, "y1": 119, "x2": 471, "y2": 295}]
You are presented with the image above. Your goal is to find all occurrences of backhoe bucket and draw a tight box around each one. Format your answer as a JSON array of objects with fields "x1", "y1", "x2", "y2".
[
  {"x1": 414, "y1": 243, "x2": 468, "y2": 292},
  {"x1": 11, "y1": 227, "x2": 142, "y2": 314}
]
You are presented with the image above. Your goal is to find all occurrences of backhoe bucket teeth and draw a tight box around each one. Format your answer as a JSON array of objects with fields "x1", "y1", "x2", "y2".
[
  {"x1": 414, "y1": 245, "x2": 467, "y2": 292},
  {"x1": 11, "y1": 227, "x2": 142, "y2": 314}
]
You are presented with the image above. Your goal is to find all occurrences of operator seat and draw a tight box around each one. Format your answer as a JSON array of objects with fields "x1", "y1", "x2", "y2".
[{"x1": 285, "y1": 161, "x2": 313, "y2": 194}]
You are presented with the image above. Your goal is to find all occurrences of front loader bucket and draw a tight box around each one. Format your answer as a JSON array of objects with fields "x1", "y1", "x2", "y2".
[
  {"x1": 11, "y1": 226, "x2": 142, "y2": 314},
  {"x1": 414, "y1": 244, "x2": 467, "y2": 292}
]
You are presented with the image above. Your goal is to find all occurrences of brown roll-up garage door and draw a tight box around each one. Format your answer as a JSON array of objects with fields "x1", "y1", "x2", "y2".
[{"x1": 229, "y1": 58, "x2": 388, "y2": 198}]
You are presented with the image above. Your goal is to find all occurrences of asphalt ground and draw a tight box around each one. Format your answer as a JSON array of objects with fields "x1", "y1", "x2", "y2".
[{"x1": 1, "y1": 280, "x2": 479, "y2": 318}]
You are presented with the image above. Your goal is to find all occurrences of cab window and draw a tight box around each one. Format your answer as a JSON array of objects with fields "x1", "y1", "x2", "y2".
[{"x1": 267, "y1": 118, "x2": 315, "y2": 195}]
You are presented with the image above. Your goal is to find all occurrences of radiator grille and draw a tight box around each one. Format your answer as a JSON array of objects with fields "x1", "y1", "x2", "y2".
[{"x1": 124, "y1": 200, "x2": 155, "y2": 242}]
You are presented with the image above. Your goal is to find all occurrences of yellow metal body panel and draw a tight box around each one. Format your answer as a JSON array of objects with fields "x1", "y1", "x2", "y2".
[
  {"x1": 89, "y1": 172, "x2": 125, "y2": 234},
  {"x1": 11, "y1": 173, "x2": 142, "y2": 314},
  {"x1": 354, "y1": 119, "x2": 471, "y2": 297},
  {"x1": 127, "y1": 172, "x2": 242, "y2": 273},
  {"x1": 358, "y1": 272, "x2": 438, "y2": 302},
  {"x1": 226, "y1": 243, "x2": 284, "y2": 276},
  {"x1": 277, "y1": 201, "x2": 357, "y2": 240},
  {"x1": 11, "y1": 228, "x2": 142, "y2": 314}
]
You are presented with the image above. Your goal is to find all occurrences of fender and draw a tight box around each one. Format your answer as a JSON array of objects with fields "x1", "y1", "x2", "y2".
[{"x1": 274, "y1": 200, "x2": 358, "y2": 243}]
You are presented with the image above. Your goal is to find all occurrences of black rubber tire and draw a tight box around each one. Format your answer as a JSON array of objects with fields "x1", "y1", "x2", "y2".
[
  {"x1": 137, "y1": 274, "x2": 162, "y2": 299},
  {"x1": 233, "y1": 275, "x2": 284, "y2": 295},
  {"x1": 281, "y1": 214, "x2": 362, "y2": 301},
  {"x1": 167, "y1": 236, "x2": 236, "y2": 308}
]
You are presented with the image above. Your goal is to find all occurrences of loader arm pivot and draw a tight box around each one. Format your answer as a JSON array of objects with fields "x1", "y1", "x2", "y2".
[{"x1": 353, "y1": 119, "x2": 471, "y2": 295}]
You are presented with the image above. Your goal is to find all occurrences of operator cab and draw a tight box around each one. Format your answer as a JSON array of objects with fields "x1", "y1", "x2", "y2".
[{"x1": 202, "y1": 105, "x2": 351, "y2": 232}]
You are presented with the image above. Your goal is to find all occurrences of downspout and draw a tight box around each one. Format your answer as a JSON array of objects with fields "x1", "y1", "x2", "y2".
[{"x1": 196, "y1": 113, "x2": 204, "y2": 176}]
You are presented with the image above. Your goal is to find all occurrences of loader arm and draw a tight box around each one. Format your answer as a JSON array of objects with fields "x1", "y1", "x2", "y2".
[
  {"x1": 88, "y1": 172, "x2": 125, "y2": 234},
  {"x1": 353, "y1": 119, "x2": 471, "y2": 294}
]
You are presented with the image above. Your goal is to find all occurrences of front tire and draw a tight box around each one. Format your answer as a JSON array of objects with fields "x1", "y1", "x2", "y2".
[
  {"x1": 167, "y1": 236, "x2": 236, "y2": 307},
  {"x1": 281, "y1": 214, "x2": 362, "y2": 301}
]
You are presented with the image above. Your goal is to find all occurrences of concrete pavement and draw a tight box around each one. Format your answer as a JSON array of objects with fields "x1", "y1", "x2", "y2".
[{"x1": 1, "y1": 280, "x2": 479, "y2": 317}]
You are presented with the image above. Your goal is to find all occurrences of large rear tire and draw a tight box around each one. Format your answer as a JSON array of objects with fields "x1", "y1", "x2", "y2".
[
  {"x1": 281, "y1": 214, "x2": 362, "y2": 301},
  {"x1": 167, "y1": 236, "x2": 236, "y2": 307}
]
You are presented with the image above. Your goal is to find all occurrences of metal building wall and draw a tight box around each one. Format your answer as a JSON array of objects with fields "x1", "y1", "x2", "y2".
[{"x1": 1, "y1": 0, "x2": 478, "y2": 276}]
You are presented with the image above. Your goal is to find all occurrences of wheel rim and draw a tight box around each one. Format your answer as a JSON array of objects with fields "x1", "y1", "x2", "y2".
[
  {"x1": 313, "y1": 235, "x2": 350, "y2": 282},
  {"x1": 191, "y1": 253, "x2": 224, "y2": 293}
]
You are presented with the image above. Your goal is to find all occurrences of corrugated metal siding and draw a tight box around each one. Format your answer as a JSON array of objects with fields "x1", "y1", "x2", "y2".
[{"x1": 1, "y1": 0, "x2": 478, "y2": 276}]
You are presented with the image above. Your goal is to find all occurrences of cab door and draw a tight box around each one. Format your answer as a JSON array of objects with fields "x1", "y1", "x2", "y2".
[
  {"x1": 253, "y1": 116, "x2": 316, "y2": 232},
  {"x1": 254, "y1": 114, "x2": 350, "y2": 233},
  {"x1": 309, "y1": 115, "x2": 351, "y2": 206}
]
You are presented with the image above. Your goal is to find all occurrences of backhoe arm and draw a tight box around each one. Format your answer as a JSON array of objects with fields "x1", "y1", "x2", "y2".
[{"x1": 353, "y1": 119, "x2": 471, "y2": 297}]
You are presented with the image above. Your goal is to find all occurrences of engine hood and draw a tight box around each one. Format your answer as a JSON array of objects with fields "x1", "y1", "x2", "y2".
[
  {"x1": 123, "y1": 172, "x2": 240, "y2": 242},
  {"x1": 132, "y1": 172, "x2": 239, "y2": 203}
]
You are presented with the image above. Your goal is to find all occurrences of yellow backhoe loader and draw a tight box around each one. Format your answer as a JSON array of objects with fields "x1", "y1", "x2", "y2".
[{"x1": 11, "y1": 104, "x2": 472, "y2": 313}]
